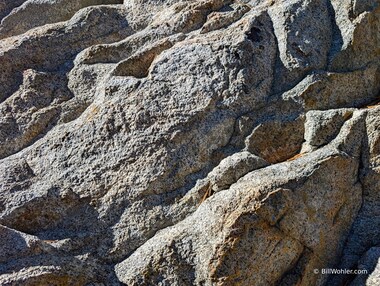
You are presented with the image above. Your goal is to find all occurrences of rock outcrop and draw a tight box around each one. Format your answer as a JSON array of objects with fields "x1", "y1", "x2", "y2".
[{"x1": 0, "y1": 0, "x2": 379, "y2": 285}]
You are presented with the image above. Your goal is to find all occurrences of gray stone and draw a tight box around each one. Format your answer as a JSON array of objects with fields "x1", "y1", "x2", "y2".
[
  {"x1": 329, "y1": 0, "x2": 380, "y2": 71},
  {"x1": 283, "y1": 64, "x2": 380, "y2": 111},
  {"x1": 268, "y1": 0, "x2": 332, "y2": 92},
  {"x1": 0, "y1": 0, "x2": 27, "y2": 21},
  {"x1": 0, "y1": 0, "x2": 379, "y2": 284},
  {"x1": 301, "y1": 108, "x2": 355, "y2": 152},
  {"x1": 207, "y1": 151, "x2": 269, "y2": 191},
  {"x1": 115, "y1": 127, "x2": 363, "y2": 285},
  {"x1": 0, "y1": 0, "x2": 124, "y2": 40},
  {"x1": 350, "y1": 247, "x2": 380, "y2": 286},
  {"x1": 245, "y1": 115, "x2": 305, "y2": 163}
]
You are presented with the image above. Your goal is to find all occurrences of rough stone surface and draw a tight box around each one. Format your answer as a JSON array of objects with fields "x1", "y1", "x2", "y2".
[
  {"x1": 301, "y1": 108, "x2": 355, "y2": 152},
  {"x1": 0, "y1": 0, "x2": 124, "y2": 40},
  {"x1": 0, "y1": 0, "x2": 379, "y2": 285},
  {"x1": 350, "y1": 247, "x2": 380, "y2": 286}
]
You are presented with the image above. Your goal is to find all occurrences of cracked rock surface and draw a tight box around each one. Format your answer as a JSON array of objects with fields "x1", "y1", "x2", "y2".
[{"x1": 0, "y1": 0, "x2": 379, "y2": 285}]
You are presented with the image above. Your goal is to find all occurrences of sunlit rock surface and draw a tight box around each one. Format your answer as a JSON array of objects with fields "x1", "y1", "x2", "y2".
[{"x1": 0, "y1": 0, "x2": 379, "y2": 285}]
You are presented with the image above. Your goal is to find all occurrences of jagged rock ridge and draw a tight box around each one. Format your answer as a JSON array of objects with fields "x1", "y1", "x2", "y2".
[{"x1": 0, "y1": 0, "x2": 379, "y2": 285}]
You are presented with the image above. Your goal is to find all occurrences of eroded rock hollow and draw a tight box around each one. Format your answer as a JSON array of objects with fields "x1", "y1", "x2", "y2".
[{"x1": 0, "y1": 0, "x2": 379, "y2": 285}]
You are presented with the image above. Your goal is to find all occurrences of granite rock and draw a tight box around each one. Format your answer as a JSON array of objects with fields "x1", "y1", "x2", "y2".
[{"x1": 0, "y1": 0, "x2": 379, "y2": 285}]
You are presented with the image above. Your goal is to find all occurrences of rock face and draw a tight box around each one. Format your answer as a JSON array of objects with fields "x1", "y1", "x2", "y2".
[{"x1": 0, "y1": 0, "x2": 379, "y2": 285}]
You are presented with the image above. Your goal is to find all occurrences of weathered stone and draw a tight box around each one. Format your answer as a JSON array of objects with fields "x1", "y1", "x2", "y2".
[
  {"x1": 301, "y1": 108, "x2": 355, "y2": 152},
  {"x1": 0, "y1": 0, "x2": 379, "y2": 284},
  {"x1": 115, "y1": 123, "x2": 363, "y2": 285},
  {"x1": 350, "y1": 247, "x2": 380, "y2": 286},
  {"x1": 0, "y1": 69, "x2": 72, "y2": 159},
  {"x1": 0, "y1": 0, "x2": 124, "y2": 40},
  {"x1": 329, "y1": 106, "x2": 380, "y2": 286},
  {"x1": 207, "y1": 151, "x2": 269, "y2": 191},
  {"x1": 0, "y1": 0, "x2": 27, "y2": 21},
  {"x1": 268, "y1": 0, "x2": 332, "y2": 92},
  {"x1": 0, "y1": 4, "x2": 133, "y2": 102},
  {"x1": 283, "y1": 64, "x2": 380, "y2": 111},
  {"x1": 245, "y1": 115, "x2": 305, "y2": 163},
  {"x1": 329, "y1": 0, "x2": 380, "y2": 71}
]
